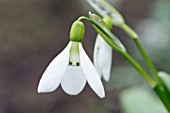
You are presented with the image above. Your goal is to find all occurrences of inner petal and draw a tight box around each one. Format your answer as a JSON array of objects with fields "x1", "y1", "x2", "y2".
[
  {"x1": 69, "y1": 41, "x2": 80, "y2": 66},
  {"x1": 61, "y1": 66, "x2": 86, "y2": 95}
]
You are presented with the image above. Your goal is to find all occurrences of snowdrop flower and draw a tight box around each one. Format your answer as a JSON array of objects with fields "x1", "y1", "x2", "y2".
[
  {"x1": 38, "y1": 20, "x2": 105, "y2": 98},
  {"x1": 93, "y1": 17, "x2": 112, "y2": 81},
  {"x1": 93, "y1": 35, "x2": 112, "y2": 81}
]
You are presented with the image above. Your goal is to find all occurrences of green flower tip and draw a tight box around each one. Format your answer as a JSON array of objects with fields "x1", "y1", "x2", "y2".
[
  {"x1": 103, "y1": 16, "x2": 112, "y2": 30},
  {"x1": 70, "y1": 20, "x2": 85, "y2": 42}
]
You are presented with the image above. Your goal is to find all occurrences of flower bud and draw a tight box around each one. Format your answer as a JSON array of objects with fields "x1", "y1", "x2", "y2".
[{"x1": 70, "y1": 20, "x2": 85, "y2": 42}]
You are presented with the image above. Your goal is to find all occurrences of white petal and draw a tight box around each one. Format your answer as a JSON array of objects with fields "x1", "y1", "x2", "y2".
[
  {"x1": 99, "y1": 39, "x2": 112, "y2": 81},
  {"x1": 93, "y1": 36, "x2": 102, "y2": 77},
  {"x1": 98, "y1": 45, "x2": 107, "y2": 67},
  {"x1": 102, "y1": 58, "x2": 112, "y2": 81},
  {"x1": 79, "y1": 43, "x2": 105, "y2": 98},
  {"x1": 37, "y1": 42, "x2": 72, "y2": 93},
  {"x1": 95, "y1": 35, "x2": 112, "y2": 81},
  {"x1": 61, "y1": 66, "x2": 86, "y2": 95}
]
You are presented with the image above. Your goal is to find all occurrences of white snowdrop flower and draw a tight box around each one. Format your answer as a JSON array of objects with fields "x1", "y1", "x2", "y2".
[
  {"x1": 93, "y1": 16, "x2": 113, "y2": 81},
  {"x1": 93, "y1": 34, "x2": 112, "y2": 81},
  {"x1": 37, "y1": 20, "x2": 105, "y2": 98}
]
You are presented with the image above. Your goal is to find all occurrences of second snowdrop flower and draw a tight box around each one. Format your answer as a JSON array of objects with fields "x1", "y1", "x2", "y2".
[
  {"x1": 93, "y1": 17, "x2": 113, "y2": 81},
  {"x1": 38, "y1": 20, "x2": 105, "y2": 98}
]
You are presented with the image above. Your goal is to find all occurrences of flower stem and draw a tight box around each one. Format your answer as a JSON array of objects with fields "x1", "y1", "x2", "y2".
[
  {"x1": 79, "y1": 17, "x2": 157, "y2": 87},
  {"x1": 120, "y1": 23, "x2": 170, "y2": 113},
  {"x1": 121, "y1": 24, "x2": 163, "y2": 83},
  {"x1": 134, "y1": 38, "x2": 163, "y2": 84},
  {"x1": 118, "y1": 51, "x2": 157, "y2": 88},
  {"x1": 119, "y1": 24, "x2": 138, "y2": 39},
  {"x1": 78, "y1": 16, "x2": 170, "y2": 112}
]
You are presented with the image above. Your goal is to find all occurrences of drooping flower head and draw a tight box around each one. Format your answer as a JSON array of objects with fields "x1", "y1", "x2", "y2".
[
  {"x1": 38, "y1": 20, "x2": 105, "y2": 98},
  {"x1": 93, "y1": 16, "x2": 113, "y2": 81},
  {"x1": 93, "y1": 34, "x2": 112, "y2": 81}
]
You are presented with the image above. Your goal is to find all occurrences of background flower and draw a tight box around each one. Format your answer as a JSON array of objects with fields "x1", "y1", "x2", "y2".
[{"x1": 93, "y1": 35, "x2": 112, "y2": 81}]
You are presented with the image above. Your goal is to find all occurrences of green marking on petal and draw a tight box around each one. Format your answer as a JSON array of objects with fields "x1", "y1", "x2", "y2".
[{"x1": 69, "y1": 41, "x2": 80, "y2": 66}]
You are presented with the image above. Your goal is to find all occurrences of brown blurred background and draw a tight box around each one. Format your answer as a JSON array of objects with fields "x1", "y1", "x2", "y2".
[{"x1": 1, "y1": 0, "x2": 169, "y2": 113}]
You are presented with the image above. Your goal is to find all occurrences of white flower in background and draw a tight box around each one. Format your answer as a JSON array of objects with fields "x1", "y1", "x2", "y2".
[
  {"x1": 37, "y1": 21, "x2": 105, "y2": 98},
  {"x1": 93, "y1": 35, "x2": 112, "y2": 81},
  {"x1": 93, "y1": 16, "x2": 113, "y2": 81}
]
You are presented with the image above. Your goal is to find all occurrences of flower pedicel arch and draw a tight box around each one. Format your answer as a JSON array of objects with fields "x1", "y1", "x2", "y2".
[{"x1": 37, "y1": 20, "x2": 105, "y2": 98}]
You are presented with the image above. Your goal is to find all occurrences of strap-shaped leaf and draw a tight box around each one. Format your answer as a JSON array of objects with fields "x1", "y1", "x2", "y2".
[
  {"x1": 87, "y1": 0, "x2": 124, "y2": 26},
  {"x1": 89, "y1": 13, "x2": 126, "y2": 52}
]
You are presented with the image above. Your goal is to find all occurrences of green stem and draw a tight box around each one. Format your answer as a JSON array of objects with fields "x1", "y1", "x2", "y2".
[
  {"x1": 79, "y1": 16, "x2": 170, "y2": 112},
  {"x1": 78, "y1": 16, "x2": 157, "y2": 87},
  {"x1": 117, "y1": 51, "x2": 157, "y2": 88},
  {"x1": 119, "y1": 24, "x2": 138, "y2": 39},
  {"x1": 120, "y1": 24, "x2": 170, "y2": 113},
  {"x1": 120, "y1": 24, "x2": 164, "y2": 85},
  {"x1": 134, "y1": 38, "x2": 163, "y2": 85}
]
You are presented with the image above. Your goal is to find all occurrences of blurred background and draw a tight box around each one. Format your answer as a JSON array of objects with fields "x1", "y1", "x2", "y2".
[{"x1": 0, "y1": 0, "x2": 170, "y2": 113}]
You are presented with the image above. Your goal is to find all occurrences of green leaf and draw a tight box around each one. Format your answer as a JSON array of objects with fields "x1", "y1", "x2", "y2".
[
  {"x1": 89, "y1": 13, "x2": 126, "y2": 52},
  {"x1": 120, "y1": 86, "x2": 168, "y2": 113},
  {"x1": 87, "y1": 0, "x2": 124, "y2": 26},
  {"x1": 158, "y1": 71, "x2": 170, "y2": 91}
]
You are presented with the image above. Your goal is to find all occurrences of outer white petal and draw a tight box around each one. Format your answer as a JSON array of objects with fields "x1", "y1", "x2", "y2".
[
  {"x1": 61, "y1": 66, "x2": 86, "y2": 95},
  {"x1": 102, "y1": 56, "x2": 112, "y2": 81},
  {"x1": 93, "y1": 36, "x2": 102, "y2": 77},
  {"x1": 79, "y1": 43, "x2": 105, "y2": 98},
  {"x1": 99, "y1": 38, "x2": 112, "y2": 81},
  {"x1": 37, "y1": 42, "x2": 72, "y2": 93}
]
